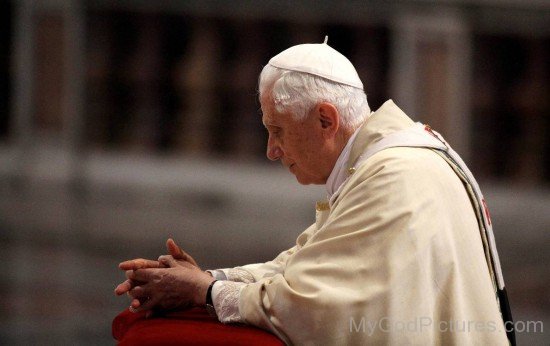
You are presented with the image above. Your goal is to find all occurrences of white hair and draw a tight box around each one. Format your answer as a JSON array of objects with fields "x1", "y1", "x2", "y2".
[{"x1": 258, "y1": 64, "x2": 370, "y2": 131}]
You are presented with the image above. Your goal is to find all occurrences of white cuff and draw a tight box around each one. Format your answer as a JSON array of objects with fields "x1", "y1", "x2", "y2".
[
  {"x1": 206, "y1": 269, "x2": 227, "y2": 281},
  {"x1": 219, "y1": 268, "x2": 255, "y2": 283},
  {"x1": 212, "y1": 281, "x2": 246, "y2": 324}
]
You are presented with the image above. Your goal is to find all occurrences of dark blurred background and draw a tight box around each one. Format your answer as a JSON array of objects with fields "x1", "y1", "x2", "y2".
[{"x1": 0, "y1": 0, "x2": 548, "y2": 344}]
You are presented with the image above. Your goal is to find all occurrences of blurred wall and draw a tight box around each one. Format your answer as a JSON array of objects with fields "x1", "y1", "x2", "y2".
[{"x1": 0, "y1": 0, "x2": 549, "y2": 344}]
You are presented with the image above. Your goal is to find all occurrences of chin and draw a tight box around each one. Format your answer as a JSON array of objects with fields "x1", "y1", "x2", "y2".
[
  {"x1": 295, "y1": 177, "x2": 311, "y2": 185},
  {"x1": 294, "y1": 174, "x2": 323, "y2": 186}
]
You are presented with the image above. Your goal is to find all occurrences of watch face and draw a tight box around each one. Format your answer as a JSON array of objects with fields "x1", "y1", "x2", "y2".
[{"x1": 206, "y1": 304, "x2": 217, "y2": 318}]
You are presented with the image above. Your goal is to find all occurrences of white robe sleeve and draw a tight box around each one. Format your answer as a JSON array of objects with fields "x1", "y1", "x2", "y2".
[
  {"x1": 213, "y1": 223, "x2": 318, "y2": 283},
  {"x1": 211, "y1": 280, "x2": 246, "y2": 323},
  {"x1": 239, "y1": 148, "x2": 508, "y2": 345},
  {"x1": 206, "y1": 269, "x2": 227, "y2": 281},
  {"x1": 208, "y1": 223, "x2": 318, "y2": 324},
  {"x1": 207, "y1": 249, "x2": 297, "y2": 285}
]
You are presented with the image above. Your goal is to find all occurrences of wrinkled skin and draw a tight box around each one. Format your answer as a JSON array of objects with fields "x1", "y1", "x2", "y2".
[
  {"x1": 115, "y1": 239, "x2": 214, "y2": 317},
  {"x1": 261, "y1": 98, "x2": 341, "y2": 185},
  {"x1": 115, "y1": 100, "x2": 348, "y2": 316}
]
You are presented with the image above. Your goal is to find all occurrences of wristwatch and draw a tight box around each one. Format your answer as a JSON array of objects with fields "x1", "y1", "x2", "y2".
[{"x1": 205, "y1": 280, "x2": 218, "y2": 318}]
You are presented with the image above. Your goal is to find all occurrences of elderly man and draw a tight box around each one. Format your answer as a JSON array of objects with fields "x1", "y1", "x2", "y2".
[{"x1": 116, "y1": 39, "x2": 514, "y2": 345}]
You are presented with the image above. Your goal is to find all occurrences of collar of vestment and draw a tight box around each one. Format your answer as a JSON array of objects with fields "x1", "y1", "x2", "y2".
[
  {"x1": 347, "y1": 99, "x2": 415, "y2": 172},
  {"x1": 324, "y1": 99, "x2": 415, "y2": 205},
  {"x1": 325, "y1": 127, "x2": 361, "y2": 198}
]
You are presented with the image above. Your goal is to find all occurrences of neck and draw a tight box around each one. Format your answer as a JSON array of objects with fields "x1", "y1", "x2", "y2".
[
  {"x1": 324, "y1": 126, "x2": 361, "y2": 195},
  {"x1": 323, "y1": 127, "x2": 357, "y2": 182},
  {"x1": 335, "y1": 126, "x2": 356, "y2": 155}
]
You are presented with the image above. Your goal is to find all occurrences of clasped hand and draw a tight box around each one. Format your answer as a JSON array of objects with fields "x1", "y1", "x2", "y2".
[{"x1": 115, "y1": 239, "x2": 214, "y2": 316}]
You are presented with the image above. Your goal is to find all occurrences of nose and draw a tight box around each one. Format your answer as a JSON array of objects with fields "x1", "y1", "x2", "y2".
[{"x1": 266, "y1": 138, "x2": 282, "y2": 161}]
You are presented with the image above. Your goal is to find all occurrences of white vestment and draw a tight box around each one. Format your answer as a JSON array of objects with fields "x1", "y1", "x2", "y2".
[{"x1": 212, "y1": 100, "x2": 509, "y2": 345}]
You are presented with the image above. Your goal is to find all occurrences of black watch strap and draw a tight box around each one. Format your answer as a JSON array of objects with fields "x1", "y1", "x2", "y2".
[{"x1": 205, "y1": 280, "x2": 218, "y2": 318}]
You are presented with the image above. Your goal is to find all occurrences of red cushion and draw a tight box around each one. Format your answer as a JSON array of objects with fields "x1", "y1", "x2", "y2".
[{"x1": 112, "y1": 308, "x2": 284, "y2": 345}]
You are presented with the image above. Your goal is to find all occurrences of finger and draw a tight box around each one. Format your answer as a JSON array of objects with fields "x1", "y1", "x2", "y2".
[
  {"x1": 114, "y1": 279, "x2": 134, "y2": 296},
  {"x1": 129, "y1": 285, "x2": 144, "y2": 299},
  {"x1": 158, "y1": 256, "x2": 195, "y2": 270},
  {"x1": 129, "y1": 268, "x2": 157, "y2": 282},
  {"x1": 129, "y1": 296, "x2": 148, "y2": 312},
  {"x1": 124, "y1": 270, "x2": 135, "y2": 286},
  {"x1": 129, "y1": 287, "x2": 154, "y2": 310},
  {"x1": 167, "y1": 239, "x2": 199, "y2": 267},
  {"x1": 128, "y1": 285, "x2": 153, "y2": 302},
  {"x1": 126, "y1": 269, "x2": 153, "y2": 282},
  {"x1": 133, "y1": 295, "x2": 159, "y2": 313},
  {"x1": 158, "y1": 255, "x2": 179, "y2": 268},
  {"x1": 130, "y1": 298, "x2": 142, "y2": 309},
  {"x1": 166, "y1": 238, "x2": 185, "y2": 259},
  {"x1": 119, "y1": 258, "x2": 163, "y2": 271}
]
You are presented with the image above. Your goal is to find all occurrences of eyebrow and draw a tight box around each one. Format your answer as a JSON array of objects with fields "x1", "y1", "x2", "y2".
[{"x1": 263, "y1": 121, "x2": 280, "y2": 128}]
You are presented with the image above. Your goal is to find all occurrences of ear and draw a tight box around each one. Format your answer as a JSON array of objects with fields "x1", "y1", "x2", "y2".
[{"x1": 317, "y1": 102, "x2": 340, "y2": 138}]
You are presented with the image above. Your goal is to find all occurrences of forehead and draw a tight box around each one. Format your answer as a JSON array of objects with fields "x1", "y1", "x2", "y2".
[{"x1": 260, "y1": 96, "x2": 285, "y2": 126}]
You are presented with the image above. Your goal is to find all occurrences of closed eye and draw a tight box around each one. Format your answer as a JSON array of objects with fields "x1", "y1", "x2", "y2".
[{"x1": 266, "y1": 125, "x2": 281, "y2": 137}]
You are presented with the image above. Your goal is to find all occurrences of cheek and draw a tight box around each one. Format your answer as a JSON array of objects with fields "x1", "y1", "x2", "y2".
[
  {"x1": 285, "y1": 126, "x2": 319, "y2": 161},
  {"x1": 301, "y1": 135, "x2": 321, "y2": 158},
  {"x1": 297, "y1": 145, "x2": 319, "y2": 169}
]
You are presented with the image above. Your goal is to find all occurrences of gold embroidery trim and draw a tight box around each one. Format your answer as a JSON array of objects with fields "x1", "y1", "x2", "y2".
[{"x1": 316, "y1": 201, "x2": 330, "y2": 211}]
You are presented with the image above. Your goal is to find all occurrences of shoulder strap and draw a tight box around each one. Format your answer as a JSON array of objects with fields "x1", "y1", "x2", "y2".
[{"x1": 351, "y1": 122, "x2": 515, "y2": 345}]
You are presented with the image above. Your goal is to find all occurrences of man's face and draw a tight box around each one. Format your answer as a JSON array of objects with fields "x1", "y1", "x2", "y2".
[{"x1": 261, "y1": 97, "x2": 332, "y2": 185}]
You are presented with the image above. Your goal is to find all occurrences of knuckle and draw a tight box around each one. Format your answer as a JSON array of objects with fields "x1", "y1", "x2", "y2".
[{"x1": 129, "y1": 287, "x2": 140, "y2": 297}]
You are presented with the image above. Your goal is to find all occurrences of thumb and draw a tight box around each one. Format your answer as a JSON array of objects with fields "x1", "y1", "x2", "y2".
[
  {"x1": 166, "y1": 238, "x2": 185, "y2": 259},
  {"x1": 158, "y1": 255, "x2": 178, "y2": 268},
  {"x1": 166, "y1": 238, "x2": 199, "y2": 267}
]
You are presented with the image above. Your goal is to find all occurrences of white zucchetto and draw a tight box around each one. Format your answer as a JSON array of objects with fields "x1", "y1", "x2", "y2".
[{"x1": 267, "y1": 36, "x2": 364, "y2": 90}]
